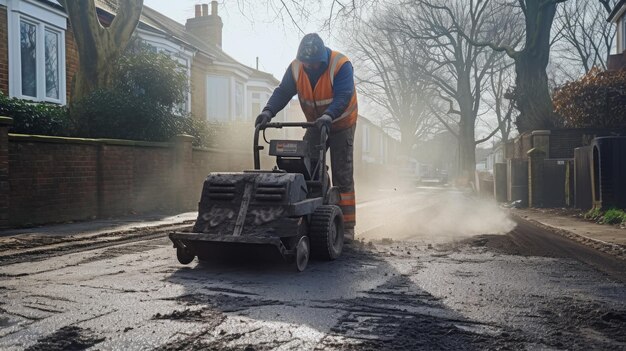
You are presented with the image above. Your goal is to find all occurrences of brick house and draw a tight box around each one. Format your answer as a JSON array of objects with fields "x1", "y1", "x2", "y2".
[
  {"x1": 0, "y1": 0, "x2": 281, "y2": 122},
  {"x1": 608, "y1": 0, "x2": 626, "y2": 70}
]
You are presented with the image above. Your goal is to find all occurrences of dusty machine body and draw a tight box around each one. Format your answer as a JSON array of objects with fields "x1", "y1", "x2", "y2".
[{"x1": 168, "y1": 122, "x2": 344, "y2": 271}]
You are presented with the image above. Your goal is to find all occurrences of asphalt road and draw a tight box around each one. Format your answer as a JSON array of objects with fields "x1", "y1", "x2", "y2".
[{"x1": 0, "y1": 187, "x2": 624, "y2": 350}]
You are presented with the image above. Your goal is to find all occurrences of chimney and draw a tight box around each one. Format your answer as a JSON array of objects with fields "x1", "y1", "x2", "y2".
[{"x1": 186, "y1": 1, "x2": 223, "y2": 48}]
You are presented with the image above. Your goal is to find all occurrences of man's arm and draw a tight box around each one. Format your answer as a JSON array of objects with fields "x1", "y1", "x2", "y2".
[
  {"x1": 324, "y1": 62, "x2": 354, "y2": 119},
  {"x1": 263, "y1": 66, "x2": 298, "y2": 116}
]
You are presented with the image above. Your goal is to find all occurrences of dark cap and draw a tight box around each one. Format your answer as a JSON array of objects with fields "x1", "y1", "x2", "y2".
[{"x1": 296, "y1": 33, "x2": 326, "y2": 64}]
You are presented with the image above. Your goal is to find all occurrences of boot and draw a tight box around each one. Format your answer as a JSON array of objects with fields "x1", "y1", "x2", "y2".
[{"x1": 344, "y1": 227, "x2": 355, "y2": 242}]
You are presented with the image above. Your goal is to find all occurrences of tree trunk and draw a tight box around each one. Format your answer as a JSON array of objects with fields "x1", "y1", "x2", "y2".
[
  {"x1": 456, "y1": 72, "x2": 477, "y2": 180},
  {"x1": 513, "y1": 0, "x2": 559, "y2": 132},
  {"x1": 399, "y1": 129, "x2": 414, "y2": 159},
  {"x1": 458, "y1": 118, "x2": 476, "y2": 180},
  {"x1": 59, "y1": 0, "x2": 144, "y2": 106}
]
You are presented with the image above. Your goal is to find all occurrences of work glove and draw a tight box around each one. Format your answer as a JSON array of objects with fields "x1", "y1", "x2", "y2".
[
  {"x1": 315, "y1": 114, "x2": 333, "y2": 131},
  {"x1": 255, "y1": 110, "x2": 273, "y2": 127}
]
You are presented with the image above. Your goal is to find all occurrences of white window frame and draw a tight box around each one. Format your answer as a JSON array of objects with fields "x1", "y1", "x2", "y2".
[
  {"x1": 234, "y1": 80, "x2": 245, "y2": 120},
  {"x1": 7, "y1": 0, "x2": 67, "y2": 104}
]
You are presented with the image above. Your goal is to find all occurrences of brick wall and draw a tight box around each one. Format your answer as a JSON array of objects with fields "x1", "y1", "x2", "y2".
[
  {"x1": 549, "y1": 129, "x2": 626, "y2": 159},
  {"x1": 132, "y1": 145, "x2": 176, "y2": 211},
  {"x1": 98, "y1": 144, "x2": 135, "y2": 217},
  {"x1": 65, "y1": 22, "x2": 79, "y2": 102},
  {"x1": 9, "y1": 137, "x2": 99, "y2": 226},
  {"x1": 516, "y1": 133, "x2": 533, "y2": 159},
  {"x1": 0, "y1": 6, "x2": 9, "y2": 95},
  {"x1": 0, "y1": 118, "x2": 11, "y2": 228},
  {"x1": 97, "y1": 143, "x2": 178, "y2": 217},
  {"x1": 508, "y1": 129, "x2": 626, "y2": 161},
  {"x1": 4, "y1": 130, "x2": 203, "y2": 228}
]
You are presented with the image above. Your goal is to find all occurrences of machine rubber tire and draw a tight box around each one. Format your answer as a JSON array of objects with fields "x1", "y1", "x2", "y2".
[
  {"x1": 295, "y1": 236, "x2": 310, "y2": 272},
  {"x1": 176, "y1": 246, "x2": 195, "y2": 265},
  {"x1": 309, "y1": 205, "x2": 344, "y2": 260}
]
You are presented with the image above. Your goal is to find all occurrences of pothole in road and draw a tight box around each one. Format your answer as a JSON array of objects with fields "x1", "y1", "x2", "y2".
[{"x1": 23, "y1": 326, "x2": 105, "y2": 351}]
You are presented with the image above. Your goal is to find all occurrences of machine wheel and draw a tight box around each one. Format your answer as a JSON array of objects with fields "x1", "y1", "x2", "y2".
[
  {"x1": 176, "y1": 246, "x2": 195, "y2": 265},
  {"x1": 295, "y1": 236, "x2": 310, "y2": 272},
  {"x1": 309, "y1": 205, "x2": 344, "y2": 260}
]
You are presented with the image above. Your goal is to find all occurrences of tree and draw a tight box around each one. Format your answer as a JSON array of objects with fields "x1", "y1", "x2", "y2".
[
  {"x1": 551, "y1": 0, "x2": 616, "y2": 82},
  {"x1": 455, "y1": 0, "x2": 561, "y2": 132},
  {"x1": 487, "y1": 61, "x2": 516, "y2": 142},
  {"x1": 454, "y1": 0, "x2": 612, "y2": 132},
  {"x1": 346, "y1": 9, "x2": 436, "y2": 156},
  {"x1": 59, "y1": 0, "x2": 144, "y2": 107},
  {"x1": 553, "y1": 68, "x2": 626, "y2": 128},
  {"x1": 390, "y1": 0, "x2": 522, "y2": 177}
]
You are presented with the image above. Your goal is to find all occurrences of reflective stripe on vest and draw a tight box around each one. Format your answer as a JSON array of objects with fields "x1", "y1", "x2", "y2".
[{"x1": 329, "y1": 53, "x2": 345, "y2": 87}]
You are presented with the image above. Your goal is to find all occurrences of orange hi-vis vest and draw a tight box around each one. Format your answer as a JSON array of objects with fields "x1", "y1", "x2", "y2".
[{"x1": 291, "y1": 51, "x2": 358, "y2": 131}]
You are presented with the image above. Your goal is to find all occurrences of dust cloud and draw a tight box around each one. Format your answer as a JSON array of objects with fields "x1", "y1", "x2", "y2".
[{"x1": 355, "y1": 181, "x2": 516, "y2": 244}]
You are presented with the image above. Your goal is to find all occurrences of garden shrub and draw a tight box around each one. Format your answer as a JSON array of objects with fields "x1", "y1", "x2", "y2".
[
  {"x1": 72, "y1": 38, "x2": 212, "y2": 146},
  {"x1": 0, "y1": 92, "x2": 70, "y2": 136},
  {"x1": 553, "y1": 68, "x2": 626, "y2": 128}
]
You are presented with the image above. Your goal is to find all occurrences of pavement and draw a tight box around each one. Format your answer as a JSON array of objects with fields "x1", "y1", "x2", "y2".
[
  {"x1": 510, "y1": 207, "x2": 626, "y2": 260},
  {"x1": 0, "y1": 212, "x2": 197, "y2": 239},
  {"x1": 1, "y1": 198, "x2": 624, "y2": 260}
]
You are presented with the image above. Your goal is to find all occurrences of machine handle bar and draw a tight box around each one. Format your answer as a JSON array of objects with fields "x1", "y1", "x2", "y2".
[
  {"x1": 262, "y1": 121, "x2": 315, "y2": 129},
  {"x1": 253, "y1": 122, "x2": 330, "y2": 195}
]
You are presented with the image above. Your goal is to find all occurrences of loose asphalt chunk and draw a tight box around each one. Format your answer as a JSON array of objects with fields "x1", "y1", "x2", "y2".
[{"x1": 24, "y1": 326, "x2": 105, "y2": 351}]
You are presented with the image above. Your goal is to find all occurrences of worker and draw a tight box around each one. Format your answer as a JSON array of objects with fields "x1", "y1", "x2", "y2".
[{"x1": 255, "y1": 33, "x2": 358, "y2": 240}]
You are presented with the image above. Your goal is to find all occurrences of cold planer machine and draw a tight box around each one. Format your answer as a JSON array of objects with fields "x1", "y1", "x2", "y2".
[{"x1": 168, "y1": 122, "x2": 344, "y2": 271}]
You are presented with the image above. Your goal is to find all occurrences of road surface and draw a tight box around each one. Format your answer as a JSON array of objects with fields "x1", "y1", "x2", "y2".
[{"x1": 0, "y1": 187, "x2": 624, "y2": 350}]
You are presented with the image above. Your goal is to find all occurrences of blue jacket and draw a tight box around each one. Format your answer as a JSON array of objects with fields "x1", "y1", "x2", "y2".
[{"x1": 263, "y1": 48, "x2": 354, "y2": 120}]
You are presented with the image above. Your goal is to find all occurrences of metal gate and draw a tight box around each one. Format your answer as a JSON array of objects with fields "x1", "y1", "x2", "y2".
[
  {"x1": 574, "y1": 146, "x2": 592, "y2": 210},
  {"x1": 543, "y1": 159, "x2": 574, "y2": 208}
]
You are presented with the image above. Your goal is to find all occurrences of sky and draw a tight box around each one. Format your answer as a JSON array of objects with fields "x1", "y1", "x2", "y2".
[{"x1": 142, "y1": 0, "x2": 342, "y2": 80}]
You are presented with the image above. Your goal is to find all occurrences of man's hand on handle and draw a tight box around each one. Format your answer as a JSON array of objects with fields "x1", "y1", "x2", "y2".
[
  {"x1": 255, "y1": 110, "x2": 273, "y2": 127},
  {"x1": 315, "y1": 114, "x2": 333, "y2": 131}
]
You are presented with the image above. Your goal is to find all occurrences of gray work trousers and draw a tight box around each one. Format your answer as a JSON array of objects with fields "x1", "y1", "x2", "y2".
[{"x1": 303, "y1": 125, "x2": 356, "y2": 228}]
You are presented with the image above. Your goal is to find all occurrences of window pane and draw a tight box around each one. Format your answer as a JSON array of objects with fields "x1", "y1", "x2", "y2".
[
  {"x1": 45, "y1": 30, "x2": 59, "y2": 99},
  {"x1": 207, "y1": 76, "x2": 230, "y2": 121},
  {"x1": 20, "y1": 21, "x2": 37, "y2": 97},
  {"x1": 235, "y1": 82, "x2": 244, "y2": 120}
]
